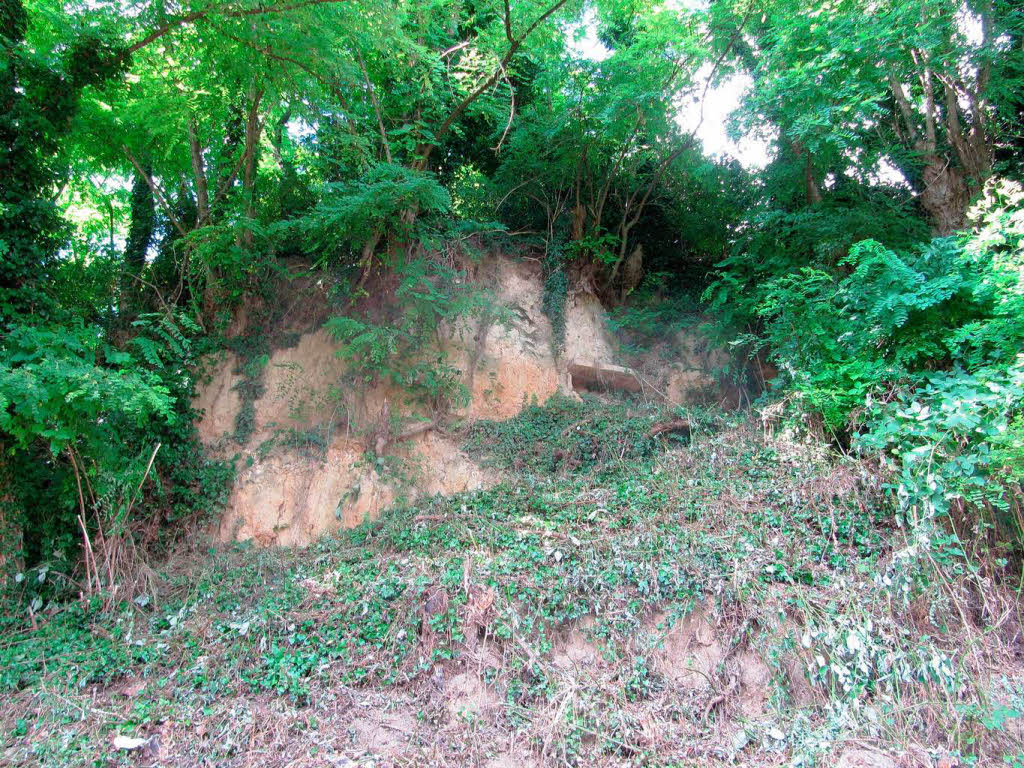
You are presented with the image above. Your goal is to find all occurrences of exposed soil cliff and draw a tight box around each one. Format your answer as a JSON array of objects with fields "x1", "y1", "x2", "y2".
[{"x1": 194, "y1": 254, "x2": 733, "y2": 545}]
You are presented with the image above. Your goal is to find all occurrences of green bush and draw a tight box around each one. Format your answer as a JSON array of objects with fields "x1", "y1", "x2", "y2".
[
  {"x1": 708, "y1": 179, "x2": 1024, "y2": 548},
  {"x1": 325, "y1": 257, "x2": 491, "y2": 413},
  {"x1": 716, "y1": 182, "x2": 1023, "y2": 432},
  {"x1": 0, "y1": 310, "x2": 232, "y2": 593},
  {"x1": 858, "y1": 360, "x2": 1024, "y2": 548},
  {"x1": 299, "y1": 162, "x2": 452, "y2": 257},
  {"x1": 702, "y1": 196, "x2": 929, "y2": 341}
]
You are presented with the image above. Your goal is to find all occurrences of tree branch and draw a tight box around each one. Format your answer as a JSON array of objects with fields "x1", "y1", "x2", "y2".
[
  {"x1": 188, "y1": 118, "x2": 210, "y2": 226},
  {"x1": 414, "y1": 0, "x2": 570, "y2": 169},
  {"x1": 503, "y1": 0, "x2": 514, "y2": 43},
  {"x1": 357, "y1": 48, "x2": 393, "y2": 163},
  {"x1": 126, "y1": 0, "x2": 352, "y2": 55},
  {"x1": 210, "y1": 22, "x2": 356, "y2": 112},
  {"x1": 124, "y1": 145, "x2": 189, "y2": 237}
]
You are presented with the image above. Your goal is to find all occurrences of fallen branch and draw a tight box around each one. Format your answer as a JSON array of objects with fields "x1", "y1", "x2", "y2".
[
  {"x1": 647, "y1": 419, "x2": 691, "y2": 439},
  {"x1": 374, "y1": 420, "x2": 436, "y2": 455}
]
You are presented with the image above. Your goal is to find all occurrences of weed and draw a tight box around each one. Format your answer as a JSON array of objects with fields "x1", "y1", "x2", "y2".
[{"x1": 2, "y1": 398, "x2": 1020, "y2": 766}]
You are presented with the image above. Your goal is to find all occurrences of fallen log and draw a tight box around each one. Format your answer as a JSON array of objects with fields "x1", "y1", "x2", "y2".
[
  {"x1": 569, "y1": 360, "x2": 644, "y2": 393},
  {"x1": 647, "y1": 419, "x2": 691, "y2": 439}
]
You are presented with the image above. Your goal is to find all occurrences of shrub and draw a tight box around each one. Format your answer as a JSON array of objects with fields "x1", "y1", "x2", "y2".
[
  {"x1": 325, "y1": 257, "x2": 491, "y2": 413},
  {"x1": 0, "y1": 311, "x2": 232, "y2": 599},
  {"x1": 707, "y1": 179, "x2": 1024, "y2": 549},
  {"x1": 858, "y1": 360, "x2": 1024, "y2": 549}
]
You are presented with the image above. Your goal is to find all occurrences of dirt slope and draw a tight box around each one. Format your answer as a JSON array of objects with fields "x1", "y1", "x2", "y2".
[{"x1": 194, "y1": 254, "x2": 730, "y2": 546}]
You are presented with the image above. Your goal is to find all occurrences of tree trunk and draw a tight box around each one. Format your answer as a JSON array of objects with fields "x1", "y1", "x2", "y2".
[
  {"x1": 124, "y1": 167, "x2": 156, "y2": 271},
  {"x1": 188, "y1": 118, "x2": 210, "y2": 226},
  {"x1": 804, "y1": 152, "x2": 822, "y2": 206},
  {"x1": 920, "y1": 156, "x2": 970, "y2": 235},
  {"x1": 619, "y1": 243, "x2": 643, "y2": 304},
  {"x1": 119, "y1": 167, "x2": 157, "y2": 314},
  {"x1": 241, "y1": 88, "x2": 265, "y2": 249}
]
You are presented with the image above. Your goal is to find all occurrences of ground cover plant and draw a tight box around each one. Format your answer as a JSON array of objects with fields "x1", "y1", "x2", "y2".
[{"x1": 2, "y1": 396, "x2": 1021, "y2": 766}]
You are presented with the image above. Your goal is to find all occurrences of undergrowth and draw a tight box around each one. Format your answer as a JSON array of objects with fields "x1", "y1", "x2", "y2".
[
  {"x1": 464, "y1": 393, "x2": 695, "y2": 475},
  {"x1": 3, "y1": 397, "x2": 1018, "y2": 766}
]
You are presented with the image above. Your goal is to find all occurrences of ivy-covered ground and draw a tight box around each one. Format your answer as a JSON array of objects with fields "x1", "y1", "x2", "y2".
[{"x1": 1, "y1": 396, "x2": 1021, "y2": 767}]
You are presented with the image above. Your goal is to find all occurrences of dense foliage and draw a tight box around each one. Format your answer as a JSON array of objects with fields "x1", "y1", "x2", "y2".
[
  {"x1": 3, "y1": 1, "x2": 1024, "y2": 765},
  {"x1": 707, "y1": 178, "x2": 1024, "y2": 545},
  {"x1": 1, "y1": 0, "x2": 1023, "y2": 678}
]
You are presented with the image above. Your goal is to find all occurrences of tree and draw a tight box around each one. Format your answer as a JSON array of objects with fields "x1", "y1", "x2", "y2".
[
  {"x1": 730, "y1": 0, "x2": 1022, "y2": 233},
  {"x1": 0, "y1": 0, "x2": 127, "y2": 320},
  {"x1": 493, "y1": 0, "x2": 747, "y2": 301}
]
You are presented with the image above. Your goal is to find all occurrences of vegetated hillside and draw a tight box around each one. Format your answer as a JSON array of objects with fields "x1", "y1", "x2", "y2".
[
  {"x1": 4, "y1": 395, "x2": 1020, "y2": 767},
  {"x1": 3, "y1": 0, "x2": 1024, "y2": 765},
  {"x1": 190, "y1": 254, "x2": 730, "y2": 547}
]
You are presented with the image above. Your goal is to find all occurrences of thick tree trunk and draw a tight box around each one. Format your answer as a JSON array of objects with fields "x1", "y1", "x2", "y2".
[
  {"x1": 619, "y1": 244, "x2": 643, "y2": 304},
  {"x1": 571, "y1": 203, "x2": 585, "y2": 242},
  {"x1": 804, "y1": 153, "x2": 822, "y2": 206},
  {"x1": 888, "y1": 68, "x2": 983, "y2": 235},
  {"x1": 788, "y1": 139, "x2": 822, "y2": 206},
  {"x1": 920, "y1": 157, "x2": 970, "y2": 235}
]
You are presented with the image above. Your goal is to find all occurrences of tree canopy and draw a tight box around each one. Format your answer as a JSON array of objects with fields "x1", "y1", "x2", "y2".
[{"x1": 1, "y1": 0, "x2": 1023, "y2": 593}]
